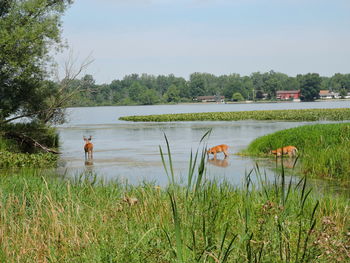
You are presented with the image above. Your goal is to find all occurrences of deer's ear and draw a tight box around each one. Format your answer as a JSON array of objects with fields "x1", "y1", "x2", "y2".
[
  {"x1": 83, "y1": 136, "x2": 87, "y2": 141},
  {"x1": 88, "y1": 136, "x2": 92, "y2": 141}
]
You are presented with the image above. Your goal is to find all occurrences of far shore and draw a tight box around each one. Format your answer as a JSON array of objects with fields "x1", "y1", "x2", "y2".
[{"x1": 66, "y1": 98, "x2": 350, "y2": 109}]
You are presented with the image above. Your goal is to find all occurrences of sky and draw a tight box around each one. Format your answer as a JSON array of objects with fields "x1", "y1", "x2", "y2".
[{"x1": 56, "y1": 0, "x2": 350, "y2": 84}]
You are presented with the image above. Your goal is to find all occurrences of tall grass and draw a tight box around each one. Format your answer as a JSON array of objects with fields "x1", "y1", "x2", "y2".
[
  {"x1": 119, "y1": 108, "x2": 350, "y2": 122},
  {"x1": 244, "y1": 123, "x2": 350, "y2": 181},
  {"x1": 0, "y1": 139, "x2": 349, "y2": 262}
]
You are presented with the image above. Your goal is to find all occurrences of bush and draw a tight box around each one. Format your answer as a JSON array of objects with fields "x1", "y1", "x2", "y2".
[{"x1": 1, "y1": 122, "x2": 59, "y2": 153}]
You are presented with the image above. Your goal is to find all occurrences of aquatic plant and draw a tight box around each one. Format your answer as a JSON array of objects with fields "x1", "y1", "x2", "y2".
[{"x1": 119, "y1": 108, "x2": 350, "y2": 122}]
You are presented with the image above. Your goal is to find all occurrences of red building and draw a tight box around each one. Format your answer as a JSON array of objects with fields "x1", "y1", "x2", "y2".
[{"x1": 276, "y1": 90, "x2": 301, "y2": 100}]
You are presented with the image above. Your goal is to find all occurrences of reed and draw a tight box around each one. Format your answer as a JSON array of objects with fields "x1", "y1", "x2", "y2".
[
  {"x1": 0, "y1": 142, "x2": 348, "y2": 262},
  {"x1": 119, "y1": 108, "x2": 350, "y2": 122}
]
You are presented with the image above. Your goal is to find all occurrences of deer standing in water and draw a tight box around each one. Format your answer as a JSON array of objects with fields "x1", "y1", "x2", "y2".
[
  {"x1": 207, "y1": 144, "x2": 229, "y2": 159},
  {"x1": 83, "y1": 136, "x2": 93, "y2": 160}
]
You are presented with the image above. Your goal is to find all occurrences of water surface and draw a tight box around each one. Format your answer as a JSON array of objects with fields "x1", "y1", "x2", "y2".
[{"x1": 57, "y1": 100, "x2": 350, "y2": 189}]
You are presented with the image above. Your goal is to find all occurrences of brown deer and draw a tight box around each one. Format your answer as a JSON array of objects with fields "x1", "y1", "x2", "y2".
[
  {"x1": 83, "y1": 136, "x2": 93, "y2": 160},
  {"x1": 207, "y1": 144, "x2": 229, "y2": 159},
  {"x1": 269, "y1": 146, "x2": 298, "y2": 157}
]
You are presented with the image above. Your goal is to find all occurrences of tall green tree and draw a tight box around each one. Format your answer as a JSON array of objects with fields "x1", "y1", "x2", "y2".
[
  {"x1": 164, "y1": 84, "x2": 180, "y2": 103},
  {"x1": 298, "y1": 73, "x2": 322, "y2": 101},
  {"x1": 0, "y1": 0, "x2": 73, "y2": 123},
  {"x1": 189, "y1": 73, "x2": 206, "y2": 97}
]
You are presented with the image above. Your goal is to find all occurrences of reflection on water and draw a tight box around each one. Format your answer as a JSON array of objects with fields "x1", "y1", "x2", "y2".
[
  {"x1": 84, "y1": 159, "x2": 94, "y2": 166},
  {"x1": 265, "y1": 156, "x2": 299, "y2": 169},
  {"x1": 55, "y1": 101, "x2": 350, "y2": 194},
  {"x1": 207, "y1": 157, "x2": 229, "y2": 168}
]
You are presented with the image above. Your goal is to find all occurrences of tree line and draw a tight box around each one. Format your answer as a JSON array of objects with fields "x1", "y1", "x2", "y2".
[{"x1": 65, "y1": 71, "x2": 350, "y2": 106}]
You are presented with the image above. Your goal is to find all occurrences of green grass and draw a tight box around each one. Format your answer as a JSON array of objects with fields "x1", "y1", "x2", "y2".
[
  {"x1": 0, "y1": 141, "x2": 349, "y2": 262},
  {"x1": 243, "y1": 123, "x2": 350, "y2": 181},
  {"x1": 119, "y1": 108, "x2": 350, "y2": 122}
]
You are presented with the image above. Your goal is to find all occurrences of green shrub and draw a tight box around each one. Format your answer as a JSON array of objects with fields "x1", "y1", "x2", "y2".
[
  {"x1": 0, "y1": 122, "x2": 59, "y2": 153},
  {"x1": 0, "y1": 151, "x2": 57, "y2": 168}
]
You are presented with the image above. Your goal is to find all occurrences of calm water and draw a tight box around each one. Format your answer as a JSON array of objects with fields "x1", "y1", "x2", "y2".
[{"x1": 57, "y1": 100, "x2": 350, "y2": 189}]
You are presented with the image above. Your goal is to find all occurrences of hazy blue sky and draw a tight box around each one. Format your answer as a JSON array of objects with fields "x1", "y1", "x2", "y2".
[{"x1": 57, "y1": 0, "x2": 350, "y2": 83}]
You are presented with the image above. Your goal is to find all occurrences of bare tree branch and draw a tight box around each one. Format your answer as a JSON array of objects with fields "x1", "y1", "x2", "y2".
[{"x1": 1, "y1": 51, "x2": 94, "y2": 125}]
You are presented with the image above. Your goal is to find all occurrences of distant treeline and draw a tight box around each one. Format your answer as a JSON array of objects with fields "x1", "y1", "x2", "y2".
[{"x1": 64, "y1": 71, "x2": 350, "y2": 106}]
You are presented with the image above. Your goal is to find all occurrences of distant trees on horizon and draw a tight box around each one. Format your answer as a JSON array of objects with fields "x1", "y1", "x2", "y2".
[{"x1": 64, "y1": 71, "x2": 350, "y2": 106}]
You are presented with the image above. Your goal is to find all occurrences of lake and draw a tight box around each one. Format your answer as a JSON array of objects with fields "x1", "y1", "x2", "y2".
[{"x1": 57, "y1": 100, "x2": 350, "y2": 190}]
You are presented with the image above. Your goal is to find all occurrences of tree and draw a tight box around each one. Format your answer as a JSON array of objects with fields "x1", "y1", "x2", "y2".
[
  {"x1": 255, "y1": 90, "x2": 264, "y2": 100},
  {"x1": 0, "y1": 0, "x2": 73, "y2": 124},
  {"x1": 164, "y1": 84, "x2": 180, "y2": 103},
  {"x1": 189, "y1": 73, "x2": 206, "y2": 97},
  {"x1": 298, "y1": 73, "x2": 322, "y2": 101},
  {"x1": 339, "y1": 88, "x2": 348, "y2": 99},
  {"x1": 331, "y1": 73, "x2": 350, "y2": 92},
  {"x1": 232, "y1": 92, "x2": 244, "y2": 101},
  {"x1": 139, "y1": 89, "x2": 159, "y2": 105},
  {"x1": 128, "y1": 82, "x2": 145, "y2": 102}
]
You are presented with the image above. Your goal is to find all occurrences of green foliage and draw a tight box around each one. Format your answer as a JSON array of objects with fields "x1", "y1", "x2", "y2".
[
  {"x1": 119, "y1": 108, "x2": 350, "y2": 122},
  {"x1": 164, "y1": 84, "x2": 181, "y2": 103},
  {"x1": 339, "y1": 88, "x2": 348, "y2": 98},
  {"x1": 64, "y1": 71, "x2": 350, "y2": 107},
  {"x1": 139, "y1": 89, "x2": 159, "y2": 105},
  {"x1": 1, "y1": 122, "x2": 59, "y2": 152},
  {"x1": 298, "y1": 73, "x2": 322, "y2": 101},
  {"x1": 232, "y1": 92, "x2": 244, "y2": 101},
  {"x1": 244, "y1": 123, "x2": 350, "y2": 180},
  {"x1": 0, "y1": 123, "x2": 59, "y2": 169},
  {"x1": 0, "y1": 0, "x2": 72, "y2": 122},
  {"x1": 0, "y1": 151, "x2": 57, "y2": 168}
]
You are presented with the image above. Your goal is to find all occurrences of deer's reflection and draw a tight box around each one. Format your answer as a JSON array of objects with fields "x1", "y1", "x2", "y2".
[
  {"x1": 84, "y1": 159, "x2": 94, "y2": 166},
  {"x1": 274, "y1": 157, "x2": 297, "y2": 169},
  {"x1": 207, "y1": 157, "x2": 229, "y2": 168}
]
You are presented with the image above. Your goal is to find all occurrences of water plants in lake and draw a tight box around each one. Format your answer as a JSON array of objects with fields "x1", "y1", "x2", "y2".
[
  {"x1": 244, "y1": 123, "x2": 350, "y2": 181},
  {"x1": 119, "y1": 108, "x2": 350, "y2": 122}
]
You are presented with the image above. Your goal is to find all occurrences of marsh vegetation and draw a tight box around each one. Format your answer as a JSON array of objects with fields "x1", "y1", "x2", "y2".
[
  {"x1": 0, "y1": 145, "x2": 349, "y2": 262},
  {"x1": 244, "y1": 123, "x2": 350, "y2": 182},
  {"x1": 119, "y1": 108, "x2": 350, "y2": 122}
]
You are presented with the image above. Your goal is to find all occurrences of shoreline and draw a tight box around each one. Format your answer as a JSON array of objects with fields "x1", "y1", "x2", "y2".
[{"x1": 65, "y1": 98, "x2": 350, "y2": 109}]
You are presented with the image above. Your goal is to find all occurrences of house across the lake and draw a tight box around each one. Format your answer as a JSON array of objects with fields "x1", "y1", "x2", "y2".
[
  {"x1": 195, "y1": 95, "x2": 225, "y2": 103},
  {"x1": 276, "y1": 90, "x2": 301, "y2": 101},
  {"x1": 319, "y1": 90, "x2": 339, "y2": 99}
]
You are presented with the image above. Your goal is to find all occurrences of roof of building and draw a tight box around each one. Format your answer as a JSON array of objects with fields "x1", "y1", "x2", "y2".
[
  {"x1": 276, "y1": 90, "x2": 300, "y2": 94},
  {"x1": 319, "y1": 90, "x2": 332, "y2": 95}
]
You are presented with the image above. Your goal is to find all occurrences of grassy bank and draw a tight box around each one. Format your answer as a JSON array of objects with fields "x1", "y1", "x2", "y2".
[
  {"x1": 243, "y1": 123, "x2": 350, "y2": 181},
  {"x1": 0, "y1": 123, "x2": 59, "y2": 168},
  {"x1": 119, "y1": 108, "x2": 350, "y2": 122},
  {"x1": 0, "y1": 166, "x2": 349, "y2": 262}
]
